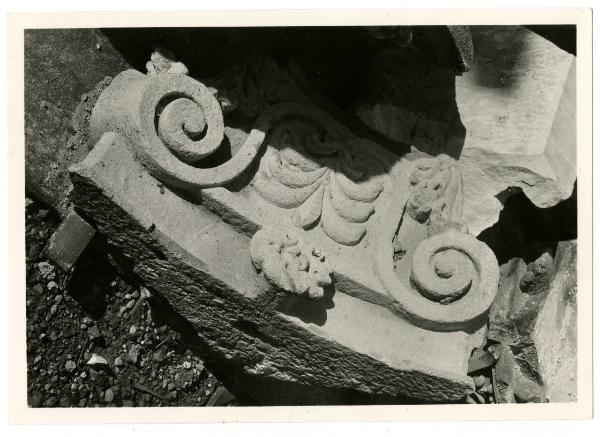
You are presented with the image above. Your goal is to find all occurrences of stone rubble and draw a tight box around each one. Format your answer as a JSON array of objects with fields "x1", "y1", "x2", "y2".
[{"x1": 25, "y1": 198, "x2": 236, "y2": 407}]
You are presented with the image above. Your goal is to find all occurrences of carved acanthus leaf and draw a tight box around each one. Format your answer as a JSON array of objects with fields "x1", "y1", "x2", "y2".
[
  {"x1": 406, "y1": 152, "x2": 465, "y2": 234},
  {"x1": 250, "y1": 226, "x2": 333, "y2": 299}
]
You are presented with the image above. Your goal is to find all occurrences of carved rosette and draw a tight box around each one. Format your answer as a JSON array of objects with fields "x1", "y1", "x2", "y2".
[
  {"x1": 377, "y1": 152, "x2": 499, "y2": 332},
  {"x1": 89, "y1": 69, "x2": 269, "y2": 191},
  {"x1": 250, "y1": 226, "x2": 333, "y2": 299},
  {"x1": 251, "y1": 113, "x2": 387, "y2": 246}
]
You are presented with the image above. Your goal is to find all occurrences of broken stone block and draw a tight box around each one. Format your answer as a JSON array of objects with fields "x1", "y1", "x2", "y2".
[
  {"x1": 25, "y1": 29, "x2": 131, "y2": 213},
  {"x1": 533, "y1": 241, "x2": 577, "y2": 402},
  {"x1": 493, "y1": 343, "x2": 545, "y2": 403},
  {"x1": 488, "y1": 240, "x2": 577, "y2": 403},
  {"x1": 356, "y1": 26, "x2": 576, "y2": 235},
  {"x1": 69, "y1": 58, "x2": 501, "y2": 403},
  {"x1": 47, "y1": 208, "x2": 96, "y2": 271}
]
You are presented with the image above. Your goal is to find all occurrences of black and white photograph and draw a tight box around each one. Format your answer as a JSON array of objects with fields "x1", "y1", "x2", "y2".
[{"x1": 4, "y1": 5, "x2": 594, "y2": 428}]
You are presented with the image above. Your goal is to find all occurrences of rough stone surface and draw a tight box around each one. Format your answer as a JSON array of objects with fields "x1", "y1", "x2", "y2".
[
  {"x1": 487, "y1": 240, "x2": 577, "y2": 403},
  {"x1": 487, "y1": 252, "x2": 553, "y2": 403},
  {"x1": 355, "y1": 25, "x2": 576, "y2": 235},
  {"x1": 24, "y1": 29, "x2": 130, "y2": 212},
  {"x1": 533, "y1": 241, "x2": 577, "y2": 402}
]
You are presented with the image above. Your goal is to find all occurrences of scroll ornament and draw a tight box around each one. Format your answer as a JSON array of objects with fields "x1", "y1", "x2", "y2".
[
  {"x1": 89, "y1": 66, "x2": 270, "y2": 191},
  {"x1": 378, "y1": 153, "x2": 499, "y2": 331},
  {"x1": 250, "y1": 226, "x2": 333, "y2": 299}
]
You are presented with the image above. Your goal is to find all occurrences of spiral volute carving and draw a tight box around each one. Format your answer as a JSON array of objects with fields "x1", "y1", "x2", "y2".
[
  {"x1": 130, "y1": 73, "x2": 268, "y2": 190},
  {"x1": 411, "y1": 230, "x2": 492, "y2": 305},
  {"x1": 157, "y1": 94, "x2": 224, "y2": 163}
]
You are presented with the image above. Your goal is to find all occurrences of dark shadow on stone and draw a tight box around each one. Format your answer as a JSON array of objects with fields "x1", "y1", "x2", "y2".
[
  {"x1": 144, "y1": 288, "x2": 205, "y2": 346},
  {"x1": 524, "y1": 25, "x2": 576, "y2": 55},
  {"x1": 478, "y1": 182, "x2": 577, "y2": 265},
  {"x1": 276, "y1": 284, "x2": 335, "y2": 327},
  {"x1": 192, "y1": 134, "x2": 232, "y2": 169},
  {"x1": 101, "y1": 27, "x2": 339, "y2": 81},
  {"x1": 345, "y1": 41, "x2": 467, "y2": 160},
  {"x1": 101, "y1": 26, "x2": 416, "y2": 165},
  {"x1": 101, "y1": 27, "x2": 470, "y2": 175},
  {"x1": 469, "y1": 26, "x2": 531, "y2": 92},
  {"x1": 100, "y1": 28, "x2": 241, "y2": 78}
]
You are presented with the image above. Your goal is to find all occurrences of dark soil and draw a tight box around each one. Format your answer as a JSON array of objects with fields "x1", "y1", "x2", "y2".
[{"x1": 25, "y1": 198, "x2": 236, "y2": 408}]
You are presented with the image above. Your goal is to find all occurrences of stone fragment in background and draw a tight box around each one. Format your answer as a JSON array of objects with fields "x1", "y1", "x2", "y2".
[
  {"x1": 25, "y1": 29, "x2": 130, "y2": 213},
  {"x1": 47, "y1": 208, "x2": 96, "y2": 272},
  {"x1": 493, "y1": 344, "x2": 545, "y2": 403},
  {"x1": 488, "y1": 241, "x2": 577, "y2": 403},
  {"x1": 487, "y1": 252, "x2": 554, "y2": 403},
  {"x1": 356, "y1": 25, "x2": 576, "y2": 235},
  {"x1": 533, "y1": 241, "x2": 577, "y2": 402}
]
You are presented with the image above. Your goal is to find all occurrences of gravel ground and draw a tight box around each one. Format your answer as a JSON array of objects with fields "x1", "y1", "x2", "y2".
[{"x1": 25, "y1": 197, "x2": 237, "y2": 408}]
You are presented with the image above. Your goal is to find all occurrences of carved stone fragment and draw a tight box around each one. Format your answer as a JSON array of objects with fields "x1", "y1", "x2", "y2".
[
  {"x1": 250, "y1": 226, "x2": 333, "y2": 299},
  {"x1": 69, "y1": 131, "x2": 477, "y2": 402},
  {"x1": 145, "y1": 46, "x2": 189, "y2": 76},
  {"x1": 70, "y1": 53, "x2": 501, "y2": 401},
  {"x1": 87, "y1": 58, "x2": 501, "y2": 335}
]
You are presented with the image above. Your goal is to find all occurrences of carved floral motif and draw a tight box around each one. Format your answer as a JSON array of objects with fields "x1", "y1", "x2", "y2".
[
  {"x1": 406, "y1": 153, "x2": 464, "y2": 233},
  {"x1": 253, "y1": 122, "x2": 386, "y2": 246},
  {"x1": 250, "y1": 226, "x2": 333, "y2": 299}
]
